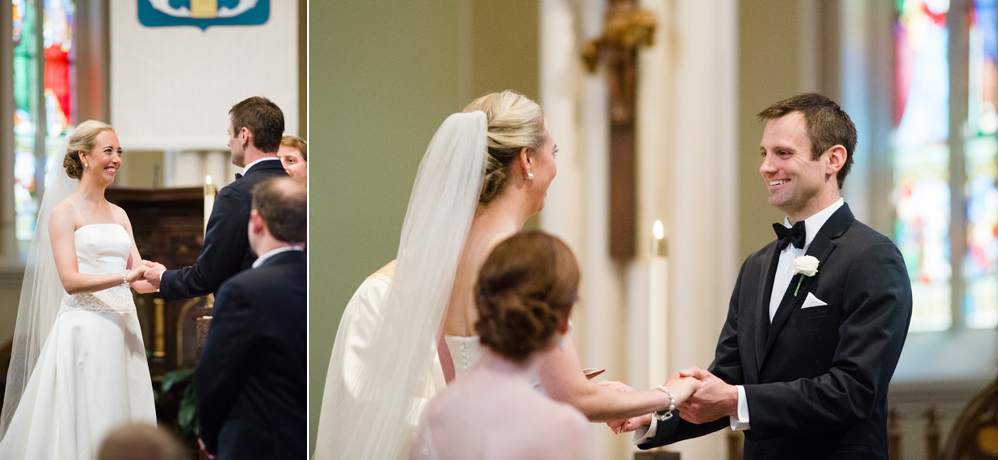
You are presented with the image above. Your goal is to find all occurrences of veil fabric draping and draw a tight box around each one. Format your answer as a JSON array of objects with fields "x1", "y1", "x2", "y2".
[
  {"x1": 0, "y1": 161, "x2": 78, "y2": 438},
  {"x1": 313, "y1": 111, "x2": 487, "y2": 460}
]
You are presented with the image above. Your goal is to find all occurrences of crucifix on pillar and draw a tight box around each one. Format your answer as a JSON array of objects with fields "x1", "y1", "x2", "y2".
[{"x1": 582, "y1": 0, "x2": 656, "y2": 262}]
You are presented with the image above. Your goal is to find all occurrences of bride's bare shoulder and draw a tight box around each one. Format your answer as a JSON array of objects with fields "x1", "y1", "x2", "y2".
[{"x1": 49, "y1": 198, "x2": 81, "y2": 226}]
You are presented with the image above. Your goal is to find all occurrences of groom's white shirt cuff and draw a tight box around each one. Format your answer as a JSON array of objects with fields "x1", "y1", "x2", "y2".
[
  {"x1": 731, "y1": 385, "x2": 750, "y2": 430},
  {"x1": 633, "y1": 385, "x2": 751, "y2": 445},
  {"x1": 633, "y1": 416, "x2": 658, "y2": 444}
]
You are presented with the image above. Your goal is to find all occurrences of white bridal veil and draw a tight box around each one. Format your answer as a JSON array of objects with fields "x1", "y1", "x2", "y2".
[
  {"x1": 0, "y1": 159, "x2": 78, "y2": 439},
  {"x1": 313, "y1": 111, "x2": 487, "y2": 459}
]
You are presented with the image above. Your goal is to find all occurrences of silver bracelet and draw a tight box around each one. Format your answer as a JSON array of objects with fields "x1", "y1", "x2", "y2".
[{"x1": 655, "y1": 385, "x2": 676, "y2": 421}]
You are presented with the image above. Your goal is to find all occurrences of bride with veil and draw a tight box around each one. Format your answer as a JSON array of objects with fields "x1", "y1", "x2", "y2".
[
  {"x1": 314, "y1": 91, "x2": 699, "y2": 459},
  {"x1": 0, "y1": 121, "x2": 158, "y2": 459}
]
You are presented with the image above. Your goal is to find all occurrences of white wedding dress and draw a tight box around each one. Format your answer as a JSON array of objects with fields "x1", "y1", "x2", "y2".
[{"x1": 0, "y1": 223, "x2": 156, "y2": 460}]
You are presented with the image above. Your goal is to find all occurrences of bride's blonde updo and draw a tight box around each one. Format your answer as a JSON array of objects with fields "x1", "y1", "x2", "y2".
[
  {"x1": 63, "y1": 120, "x2": 114, "y2": 180},
  {"x1": 462, "y1": 90, "x2": 547, "y2": 206},
  {"x1": 475, "y1": 231, "x2": 580, "y2": 363}
]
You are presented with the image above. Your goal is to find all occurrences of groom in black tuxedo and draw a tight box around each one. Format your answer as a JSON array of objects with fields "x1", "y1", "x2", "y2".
[
  {"x1": 632, "y1": 93, "x2": 912, "y2": 459},
  {"x1": 144, "y1": 96, "x2": 289, "y2": 299},
  {"x1": 195, "y1": 177, "x2": 307, "y2": 460}
]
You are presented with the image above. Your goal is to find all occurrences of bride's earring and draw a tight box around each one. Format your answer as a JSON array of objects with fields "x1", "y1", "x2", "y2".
[{"x1": 526, "y1": 172, "x2": 534, "y2": 180}]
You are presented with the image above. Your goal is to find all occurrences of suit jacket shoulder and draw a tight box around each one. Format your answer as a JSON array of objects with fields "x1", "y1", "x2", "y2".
[{"x1": 160, "y1": 159, "x2": 289, "y2": 300}]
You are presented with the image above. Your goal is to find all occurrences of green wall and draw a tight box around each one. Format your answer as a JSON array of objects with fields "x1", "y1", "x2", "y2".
[
  {"x1": 736, "y1": 0, "x2": 811, "y2": 259},
  {"x1": 307, "y1": 1, "x2": 537, "y2": 454}
]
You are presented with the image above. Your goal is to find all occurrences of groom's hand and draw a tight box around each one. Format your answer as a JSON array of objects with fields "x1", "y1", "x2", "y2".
[
  {"x1": 675, "y1": 366, "x2": 737, "y2": 424},
  {"x1": 142, "y1": 260, "x2": 166, "y2": 289}
]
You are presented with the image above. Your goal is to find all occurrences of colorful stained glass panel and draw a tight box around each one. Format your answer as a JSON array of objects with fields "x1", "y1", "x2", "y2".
[
  {"x1": 894, "y1": 0, "x2": 953, "y2": 332},
  {"x1": 964, "y1": 0, "x2": 998, "y2": 329},
  {"x1": 11, "y1": 0, "x2": 74, "y2": 241}
]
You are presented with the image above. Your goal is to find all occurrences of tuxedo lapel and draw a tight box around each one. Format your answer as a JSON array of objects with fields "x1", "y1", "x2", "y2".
[
  {"x1": 755, "y1": 244, "x2": 780, "y2": 373},
  {"x1": 762, "y1": 205, "x2": 854, "y2": 361}
]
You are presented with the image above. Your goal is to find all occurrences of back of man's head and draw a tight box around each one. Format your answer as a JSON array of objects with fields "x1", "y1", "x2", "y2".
[
  {"x1": 97, "y1": 423, "x2": 185, "y2": 460},
  {"x1": 252, "y1": 177, "x2": 307, "y2": 244},
  {"x1": 230, "y1": 96, "x2": 285, "y2": 154}
]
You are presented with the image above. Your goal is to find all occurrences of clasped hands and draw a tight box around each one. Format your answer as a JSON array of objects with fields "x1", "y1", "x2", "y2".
[
  {"x1": 603, "y1": 366, "x2": 738, "y2": 434},
  {"x1": 138, "y1": 260, "x2": 168, "y2": 289}
]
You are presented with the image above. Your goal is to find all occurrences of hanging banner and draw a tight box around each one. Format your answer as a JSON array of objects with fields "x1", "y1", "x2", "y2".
[
  {"x1": 111, "y1": 1, "x2": 298, "y2": 151},
  {"x1": 138, "y1": 0, "x2": 270, "y2": 30}
]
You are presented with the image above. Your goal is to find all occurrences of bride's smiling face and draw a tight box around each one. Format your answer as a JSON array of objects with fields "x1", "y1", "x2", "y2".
[{"x1": 81, "y1": 130, "x2": 123, "y2": 184}]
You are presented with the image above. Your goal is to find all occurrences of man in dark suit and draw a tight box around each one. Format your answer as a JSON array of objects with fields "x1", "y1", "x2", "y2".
[
  {"x1": 628, "y1": 93, "x2": 912, "y2": 459},
  {"x1": 143, "y1": 96, "x2": 289, "y2": 298},
  {"x1": 195, "y1": 177, "x2": 307, "y2": 460}
]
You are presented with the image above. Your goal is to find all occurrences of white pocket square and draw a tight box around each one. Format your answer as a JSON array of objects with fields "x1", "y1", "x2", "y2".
[{"x1": 801, "y1": 292, "x2": 827, "y2": 309}]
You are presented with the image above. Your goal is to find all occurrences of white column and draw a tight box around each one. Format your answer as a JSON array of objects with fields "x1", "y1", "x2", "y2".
[
  {"x1": 540, "y1": 0, "x2": 628, "y2": 457},
  {"x1": 663, "y1": 2, "x2": 739, "y2": 459},
  {"x1": 164, "y1": 150, "x2": 204, "y2": 188},
  {"x1": 541, "y1": 1, "x2": 738, "y2": 458},
  {"x1": 633, "y1": 0, "x2": 677, "y2": 393},
  {"x1": 203, "y1": 151, "x2": 229, "y2": 189}
]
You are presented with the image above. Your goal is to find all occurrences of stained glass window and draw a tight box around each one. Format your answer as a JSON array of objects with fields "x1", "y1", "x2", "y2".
[
  {"x1": 894, "y1": 0, "x2": 952, "y2": 331},
  {"x1": 894, "y1": 0, "x2": 998, "y2": 331},
  {"x1": 964, "y1": 0, "x2": 998, "y2": 328},
  {"x1": 11, "y1": 0, "x2": 74, "y2": 241}
]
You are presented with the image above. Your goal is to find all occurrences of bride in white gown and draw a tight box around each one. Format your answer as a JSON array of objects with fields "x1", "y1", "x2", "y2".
[{"x1": 0, "y1": 120, "x2": 159, "y2": 459}]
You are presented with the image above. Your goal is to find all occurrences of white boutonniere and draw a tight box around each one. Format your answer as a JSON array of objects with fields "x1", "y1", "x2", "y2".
[{"x1": 792, "y1": 255, "x2": 819, "y2": 296}]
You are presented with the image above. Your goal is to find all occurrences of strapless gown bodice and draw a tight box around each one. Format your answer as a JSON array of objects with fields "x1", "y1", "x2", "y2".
[{"x1": 60, "y1": 224, "x2": 135, "y2": 313}]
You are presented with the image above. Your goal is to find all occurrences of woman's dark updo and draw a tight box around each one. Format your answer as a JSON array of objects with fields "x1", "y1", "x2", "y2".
[
  {"x1": 63, "y1": 120, "x2": 114, "y2": 180},
  {"x1": 474, "y1": 231, "x2": 580, "y2": 363},
  {"x1": 462, "y1": 90, "x2": 547, "y2": 206}
]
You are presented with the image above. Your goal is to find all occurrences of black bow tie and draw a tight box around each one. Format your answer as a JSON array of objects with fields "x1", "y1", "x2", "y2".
[
  {"x1": 235, "y1": 173, "x2": 243, "y2": 180},
  {"x1": 773, "y1": 221, "x2": 806, "y2": 250}
]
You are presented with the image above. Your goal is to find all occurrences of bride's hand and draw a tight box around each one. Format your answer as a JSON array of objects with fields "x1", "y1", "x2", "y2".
[
  {"x1": 608, "y1": 413, "x2": 653, "y2": 434},
  {"x1": 125, "y1": 265, "x2": 148, "y2": 284},
  {"x1": 663, "y1": 372, "x2": 702, "y2": 404}
]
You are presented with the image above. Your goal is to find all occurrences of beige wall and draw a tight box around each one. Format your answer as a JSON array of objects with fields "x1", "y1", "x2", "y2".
[
  {"x1": 307, "y1": 1, "x2": 538, "y2": 453},
  {"x1": 736, "y1": 0, "x2": 809, "y2": 259}
]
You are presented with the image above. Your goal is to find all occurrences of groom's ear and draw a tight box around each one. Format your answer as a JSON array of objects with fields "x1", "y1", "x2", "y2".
[{"x1": 823, "y1": 145, "x2": 846, "y2": 176}]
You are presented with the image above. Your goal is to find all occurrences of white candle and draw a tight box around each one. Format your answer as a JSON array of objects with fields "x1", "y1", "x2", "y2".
[
  {"x1": 204, "y1": 175, "x2": 216, "y2": 235},
  {"x1": 648, "y1": 220, "x2": 668, "y2": 388}
]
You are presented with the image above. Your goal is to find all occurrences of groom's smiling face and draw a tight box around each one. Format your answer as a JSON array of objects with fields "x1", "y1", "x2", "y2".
[{"x1": 758, "y1": 112, "x2": 830, "y2": 221}]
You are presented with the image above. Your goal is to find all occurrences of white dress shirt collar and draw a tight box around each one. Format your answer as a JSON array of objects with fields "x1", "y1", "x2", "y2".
[
  {"x1": 242, "y1": 157, "x2": 281, "y2": 175},
  {"x1": 252, "y1": 245, "x2": 304, "y2": 269}
]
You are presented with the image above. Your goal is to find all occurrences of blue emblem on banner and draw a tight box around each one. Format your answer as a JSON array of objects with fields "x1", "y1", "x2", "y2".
[{"x1": 138, "y1": 0, "x2": 270, "y2": 30}]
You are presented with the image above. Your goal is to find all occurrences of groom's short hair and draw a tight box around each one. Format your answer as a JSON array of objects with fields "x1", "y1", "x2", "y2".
[
  {"x1": 757, "y1": 93, "x2": 857, "y2": 189},
  {"x1": 252, "y1": 177, "x2": 306, "y2": 243},
  {"x1": 230, "y1": 96, "x2": 285, "y2": 154}
]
